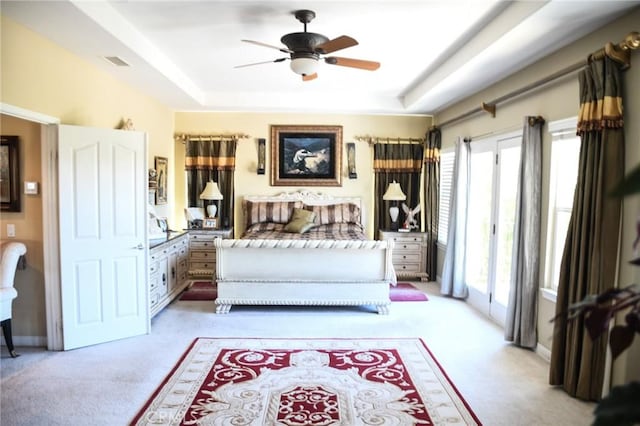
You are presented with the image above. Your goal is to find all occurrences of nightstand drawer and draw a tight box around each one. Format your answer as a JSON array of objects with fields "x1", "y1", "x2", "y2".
[
  {"x1": 393, "y1": 242, "x2": 421, "y2": 252},
  {"x1": 190, "y1": 234, "x2": 218, "y2": 243},
  {"x1": 190, "y1": 251, "x2": 214, "y2": 260},
  {"x1": 190, "y1": 240, "x2": 217, "y2": 249},
  {"x1": 393, "y1": 252, "x2": 421, "y2": 263},
  {"x1": 190, "y1": 261, "x2": 215, "y2": 270},
  {"x1": 395, "y1": 263, "x2": 421, "y2": 273}
]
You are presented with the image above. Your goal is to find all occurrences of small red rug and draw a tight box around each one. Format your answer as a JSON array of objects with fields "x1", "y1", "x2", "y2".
[
  {"x1": 180, "y1": 281, "x2": 428, "y2": 302},
  {"x1": 131, "y1": 338, "x2": 480, "y2": 425}
]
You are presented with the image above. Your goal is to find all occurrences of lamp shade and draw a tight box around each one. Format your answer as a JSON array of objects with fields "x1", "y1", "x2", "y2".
[
  {"x1": 382, "y1": 181, "x2": 406, "y2": 201},
  {"x1": 290, "y1": 57, "x2": 319, "y2": 76},
  {"x1": 199, "y1": 181, "x2": 223, "y2": 200}
]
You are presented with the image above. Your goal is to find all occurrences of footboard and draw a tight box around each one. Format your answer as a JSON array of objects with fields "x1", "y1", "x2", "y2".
[{"x1": 214, "y1": 239, "x2": 395, "y2": 314}]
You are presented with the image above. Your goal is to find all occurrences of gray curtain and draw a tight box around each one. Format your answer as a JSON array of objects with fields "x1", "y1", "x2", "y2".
[
  {"x1": 549, "y1": 56, "x2": 625, "y2": 401},
  {"x1": 505, "y1": 116, "x2": 544, "y2": 348},
  {"x1": 441, "y1": 137, "x2": 470, "y2": 299}
]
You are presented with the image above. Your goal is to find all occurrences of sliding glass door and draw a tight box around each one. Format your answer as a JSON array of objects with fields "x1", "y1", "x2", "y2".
[{"x1": 465, "y1": 133, "x2": 521, "y2": 326}]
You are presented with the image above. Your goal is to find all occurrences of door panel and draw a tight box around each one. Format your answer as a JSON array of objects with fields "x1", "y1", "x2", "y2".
[
  {"x1": 59, "y1": 124, "x2": 148, "y2": 350},
  {"x1": 465, "y1": 135, "x2": 521, "y2": 326}
]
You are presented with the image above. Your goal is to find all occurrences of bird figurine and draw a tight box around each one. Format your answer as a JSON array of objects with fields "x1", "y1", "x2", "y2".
[{"x1": 401, "y1": 203, "x2": 421, "y2": 230}]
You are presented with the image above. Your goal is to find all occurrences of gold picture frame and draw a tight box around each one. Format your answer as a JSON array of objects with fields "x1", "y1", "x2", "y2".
[
  {"x1": 154, "y1": 156, "x2": 168, "y2": 205},
  {"x1": 270, "y1": 125, "x2": 342, "y2": 187},
  {"x1": 0, "y1": 135, "x2": 20, "y2": 212}
]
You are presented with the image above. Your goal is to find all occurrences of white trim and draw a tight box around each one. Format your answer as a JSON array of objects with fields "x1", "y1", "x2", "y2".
[
  {"x1": 541, "y1": 287, "x2": 557, "y2": 303},
  {"x1": 535, "y1": 343, "x2": 551, "y2": 362},
  {"x1": 0, "y1": 103, "x2": 60, "y2": 124},
  {"x1": 548, "y1": 116, "x2": 577, "y2": 135},
  {"x1": 42, "y1": 125, "x2": 64, "y2": 350},
  {"x1": 1, "y1": 335, "x2": 47, "y2": 347}
]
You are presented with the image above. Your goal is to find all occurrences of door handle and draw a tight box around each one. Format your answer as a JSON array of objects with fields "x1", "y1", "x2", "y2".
[{"x1": 132, "y1": 243, "x2": 145, "y2": 250}]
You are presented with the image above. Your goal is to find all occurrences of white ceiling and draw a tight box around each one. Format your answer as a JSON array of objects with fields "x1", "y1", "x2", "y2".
[{"x1": 2, "y1": 1, "x2": 638, "y2": 115}]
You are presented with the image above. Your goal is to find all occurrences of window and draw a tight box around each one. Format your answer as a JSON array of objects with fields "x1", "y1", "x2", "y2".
[
  {"x1": 544, "y1": 117, "x2": 580, "y2": 295},
  {"x1": 438, "y1": 148, "x2": 455, "y2": 245}
]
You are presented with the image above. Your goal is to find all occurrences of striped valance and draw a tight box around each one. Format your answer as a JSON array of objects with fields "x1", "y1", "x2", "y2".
[
  {"x1": 373, "y1": 144, "x2": 424, "y2": 172},
  {"x1": 185, "y1": 138, "x2": 237, "y2": 171},
  {"x1": 577, "y1": 57, "x2": 624, "y2": 135}
]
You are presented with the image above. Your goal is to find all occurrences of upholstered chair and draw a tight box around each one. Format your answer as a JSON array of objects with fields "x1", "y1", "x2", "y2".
[{"x1": 0, "y1": 241, "x2": 27, "y2": 358}]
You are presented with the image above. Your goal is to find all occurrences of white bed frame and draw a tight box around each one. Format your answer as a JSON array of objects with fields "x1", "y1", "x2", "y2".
[{"x1": 214, "y1": 191, "x2": 396, "y2": 314}]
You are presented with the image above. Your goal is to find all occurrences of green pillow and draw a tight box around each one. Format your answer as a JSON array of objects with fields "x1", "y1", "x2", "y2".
[{"x1": 284, "y1": 208, "x2": 317, "y2": 233}]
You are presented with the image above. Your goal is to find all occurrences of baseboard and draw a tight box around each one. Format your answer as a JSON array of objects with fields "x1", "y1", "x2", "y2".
[
  {"x1": 536, "y1": 343, "x2": 551, "y2": 362},
  {"x1": 0, "y1": 335, "x2": 47, "y2": 347}
]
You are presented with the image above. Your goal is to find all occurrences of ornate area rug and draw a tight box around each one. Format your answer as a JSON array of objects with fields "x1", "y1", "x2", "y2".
[
  {"x1": 180, "y1": 282, "x2": 428, "y2": 302},
  {"x1": 131, "y1": 338, "x2": 479, "y2": 425}
]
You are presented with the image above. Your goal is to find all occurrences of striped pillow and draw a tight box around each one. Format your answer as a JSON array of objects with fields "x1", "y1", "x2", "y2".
[
  {"x1": 304, "y1": 203, "x2": 361, "y2": 225},
  {"x1": 244, "y1": 201, "x2": 303, "y2": 227}
]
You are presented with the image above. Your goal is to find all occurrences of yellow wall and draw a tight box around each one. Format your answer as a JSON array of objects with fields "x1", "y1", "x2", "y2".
[
  {"x1": 434, "y1": 8, "x2": 640, "y2": 386},
  {"x1": 0, "y1": 16, "x2": 176, "y2": 218},
  {"x1": 1, "y1": 16, "x2": 175, "y2": 340},
  {"x1": 174, "y1": 113, "x2": 430, "y2": 238},
  {"x1": 0, "y1": 115, "x2": 46, "y2": 340}
]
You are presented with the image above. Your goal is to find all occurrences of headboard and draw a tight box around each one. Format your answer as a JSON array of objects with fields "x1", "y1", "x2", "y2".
[{"x1": 242, "y1": 190, "x2": 365, "y2": 226}]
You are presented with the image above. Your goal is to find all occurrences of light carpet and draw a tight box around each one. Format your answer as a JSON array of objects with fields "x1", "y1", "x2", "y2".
[
  {"x1": 131, "y1": 337, "x2": 479, "y2": 425},
  {"x1": 180, "y1": 281, "x2": 428, "y2": 302}
]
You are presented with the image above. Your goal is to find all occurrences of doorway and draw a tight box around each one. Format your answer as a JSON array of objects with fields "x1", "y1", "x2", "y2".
[{"x1": 464, "y1": 131, "x2": 521, "y2": 326}]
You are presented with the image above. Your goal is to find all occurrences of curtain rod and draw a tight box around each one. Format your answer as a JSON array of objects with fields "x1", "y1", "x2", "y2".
[
  {"x1": 175, "y1": 133, "x2": 251, "y2": 143},
  {"x1": 435, "y1": 31, "x2": 639, "y2": 129},
  {"x1": 354, "y1": 135, "x2": 425, "y2": 144}
]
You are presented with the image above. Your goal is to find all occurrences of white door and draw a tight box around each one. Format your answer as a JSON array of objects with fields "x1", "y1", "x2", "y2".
[
  {"x1": 58, "y1": 125, "x2": 148, "y2": 350},
  {"x1": 465, "y1": 133, "x2": 521, "y2": 326}
]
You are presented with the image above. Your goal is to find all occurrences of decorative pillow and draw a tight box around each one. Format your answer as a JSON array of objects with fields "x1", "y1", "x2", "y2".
[
  {"x1": 304, "y1": 203, "x2": 361, "y2": 225},
  {"x1": 244, "y1": 200, "x2": 303, "y2": 227},
  {"x1": 284, "y1": 208, "x2": 317, "y2": 233}
]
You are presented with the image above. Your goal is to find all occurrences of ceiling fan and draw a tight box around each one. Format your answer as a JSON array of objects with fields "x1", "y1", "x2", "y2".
[{"x1": 236, "y1": 9, "x2": 380, "y2": 81}]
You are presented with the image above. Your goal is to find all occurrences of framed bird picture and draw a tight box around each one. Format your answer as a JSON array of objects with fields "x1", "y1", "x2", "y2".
[{"x1": 270, "y1": 125, "x2": 342, "y2": 187}]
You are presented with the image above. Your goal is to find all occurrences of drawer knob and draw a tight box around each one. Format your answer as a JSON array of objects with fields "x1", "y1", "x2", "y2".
[{"x1": 403, "y1": 255, "x2": 406, "y2": 259}]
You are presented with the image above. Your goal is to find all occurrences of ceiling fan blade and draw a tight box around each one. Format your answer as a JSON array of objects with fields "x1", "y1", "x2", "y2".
[
  {"x1": 302, "y1": 73, "x2": 318, "y2": 82},
  {"x1": 234, "y1": 58, "x2": 288, "y2": 69},
  {"x1": 325, "y1": 56, "x2": 380, "y2": 71},
  {"x1": 315, "y1": 35, "x2": 358, "y2": 54},
  {"x1": 241, "y1": 39, "x2": 293, "y2": 54}
]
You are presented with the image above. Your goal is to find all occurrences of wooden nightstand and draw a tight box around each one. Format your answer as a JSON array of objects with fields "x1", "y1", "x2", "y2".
[
  {"x1": 378, "y1": 230, "x2": 429, "y2": 281},
  {"x1": 187, "y1": 228, "x2": 233, "y2": 278}
]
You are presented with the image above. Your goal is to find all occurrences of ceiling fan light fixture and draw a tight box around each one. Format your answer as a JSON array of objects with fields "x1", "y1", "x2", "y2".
[{"x1": 290, "y1": 57, "x2": 319, "y2": 76}]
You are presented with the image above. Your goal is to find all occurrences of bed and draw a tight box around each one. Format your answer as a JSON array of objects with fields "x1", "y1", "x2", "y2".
[{"x1": 214, "y1": 190, "x2": 396, "y2": 314}]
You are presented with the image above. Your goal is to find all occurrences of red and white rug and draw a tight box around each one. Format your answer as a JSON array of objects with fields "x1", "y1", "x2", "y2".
[
  {"x1": 131, "y1": 338, "x2": 479, "y2": 425},
  {"x1": 180, "y1": 282, "x2": 428, "y2": 302}
]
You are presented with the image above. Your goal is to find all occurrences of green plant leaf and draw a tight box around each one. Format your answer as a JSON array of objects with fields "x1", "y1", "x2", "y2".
[
  {"x1": 610, "y1": 163, "x2": 640, "y2": 197},
  {"x1": 609, "y1": 325, "x2": 635, "y2": 359},
  {"x1": 593, "y1": 381, "x2": 640, "y2": 426}
]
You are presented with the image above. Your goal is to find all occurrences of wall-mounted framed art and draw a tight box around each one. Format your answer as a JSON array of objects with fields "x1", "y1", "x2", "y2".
[
  {"x1": 270, "y1": 125, "x2": 342, "y2": 187},
  {"x1": 346, "y1": 142, "x2": 357, "y2": 179},
  {"x1": 1, "y1": 135, "x2": 21, "y2": 212},
  {"x1": 154, "y1": 156, "x2": 168, "y2": 205}
]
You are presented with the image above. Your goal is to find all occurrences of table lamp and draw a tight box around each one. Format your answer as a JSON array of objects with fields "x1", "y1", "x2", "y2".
[
  {"x1": 382, "y1": 181, "x2": 406, "y2": 231},
  {"x1": 199, "y1": 181, "x2": 223, "y2": 219}
]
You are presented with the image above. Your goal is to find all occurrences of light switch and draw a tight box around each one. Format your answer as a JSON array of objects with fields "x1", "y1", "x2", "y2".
[
  {"x1": 24, "y1": 181, "x2": 39, "y2": 195},
  {"x1": 7, "y1": 224, "x2": 16, "y2": 238}
]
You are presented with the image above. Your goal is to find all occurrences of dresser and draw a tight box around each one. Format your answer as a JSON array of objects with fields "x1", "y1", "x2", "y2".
[
  {"x1": 149, "y1": 232, "x2": 189, "y2": 318},
  {"x1": 187, "y1": 228, "x2": 234, "y2": 279},
  {"x1": 378, "y1": 230, "x2": 429, "y2": 281}
]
